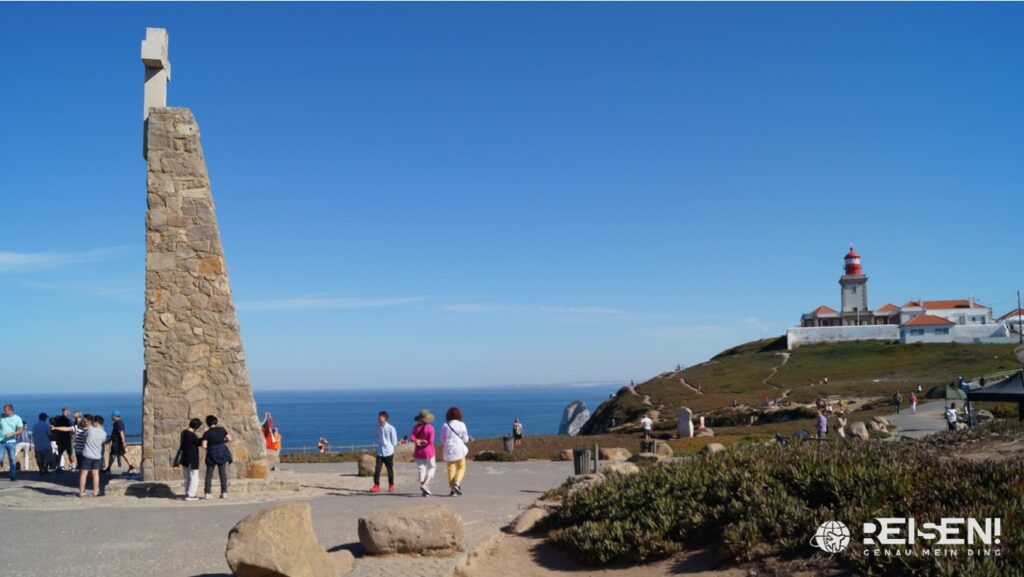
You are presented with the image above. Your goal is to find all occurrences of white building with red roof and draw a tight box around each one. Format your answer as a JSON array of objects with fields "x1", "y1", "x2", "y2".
[{"x1": 788, "y1": 247, "x2": 1015, "y2": 348}]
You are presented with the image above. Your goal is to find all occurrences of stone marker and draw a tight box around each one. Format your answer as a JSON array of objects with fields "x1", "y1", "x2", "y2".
[
  {"x1": 558, "y1": 401, "x2": 590, "y2": 436},
  {"x1": 357, "y1": 454, "x2": 375, "y2": 477},
  {"x1": 677, "y1": 407, "x2": 694, "y2": 438},
  {"x1": 225, "y1": 502, "x2": 335, "y2": 577},
  {"x1": 358, "y1": 505, "x2": 464, "y2": 555},
  {"x1": 140, "y1": 28, "x2": 266, "y2": 482}
]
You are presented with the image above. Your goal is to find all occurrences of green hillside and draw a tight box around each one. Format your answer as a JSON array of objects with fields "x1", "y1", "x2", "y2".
[{"x1": 581, "y1": 338, "x2": 1022, "y2": 434}]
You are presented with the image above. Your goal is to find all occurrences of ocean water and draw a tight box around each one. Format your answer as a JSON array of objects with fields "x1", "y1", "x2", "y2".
[{"x1": 4, "y1": 385, "x2": 615, "y2": 453}]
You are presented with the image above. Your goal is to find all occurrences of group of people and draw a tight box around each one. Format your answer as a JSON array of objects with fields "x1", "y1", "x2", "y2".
[
  {"x1": 371, "y1": 406, "x2": 472, "y2": 497},
  {"x1": 891, "y1": 390, "x2": 919, "y2": 415},
  {"x1": 0, "y1": 404, "x2": 135, "y2": 491}
]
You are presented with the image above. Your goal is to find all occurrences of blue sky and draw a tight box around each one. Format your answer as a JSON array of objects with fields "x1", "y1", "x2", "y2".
[{"x1": 1, "y1": 3, "x2": 1022, "y2": 393}]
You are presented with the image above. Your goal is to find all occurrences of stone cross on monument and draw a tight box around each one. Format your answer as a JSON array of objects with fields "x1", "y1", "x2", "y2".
[{"x1": 141, "y1": 28, "x2": 170, "y2": 122}]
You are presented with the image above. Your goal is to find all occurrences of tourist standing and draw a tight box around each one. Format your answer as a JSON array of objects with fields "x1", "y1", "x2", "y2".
[
  {"x1": 14, "y1": 425, "x2": 33, "y2": 473},
  {"x1": 910, "y1": 392, "x2": 918, "y2": 414},
  {"x1": 32, "y1": 413, "x2": 53, "y2": 475},
  {"x1": 317, "y1": 437, "x2": 329, "y2": 454},
  {"x1": 50, "y1": 412, "x2": 84, "y2": 472},
  {"x1": 271, "y1": 428, "x2": 282, "y2": 451},
  {"x1": 1, "y1": 404, "x2": 26, "y2": 481},
  {"x1": 836, "y1": 412, "x2": 848, "y2": 438},
  {"x1": 51, "y1": 407, "x2": 75, "y2": 472},
  {"x1": 892, "y1": 392, "x2": 902, "y2": 415},
  {"x1": 78, "y1": 416, "x2": 106, "y2": 497},
  {"x1": 816, "y1": 411, "x2": 828, "y2": 439},
  {"x1": 441, "y1": 407, "x2": 470, "y2": 496},
  {"x1": 74, "y1": 415, "x2": 91, "y2": 469},
  {"x1": 512, "y1": 418, "x2": 524, "y2": 446},
  {"x1": 371, "y1": 411, "x2": 398, "y2": 493},
  {"x1": 411, "y1": 409, "x2": 436, "y2": 497},
  {"x1": 945, "y1": 403, "x2": 958, "y2": 431},
  {"x1": 640, "y1": 413, "x2": 653, "y2": 441},
  {"x1": 104, "y1": 410, "x2": 135, "y2": 474},
  {"x1": 201, "y1": 415, "x2": 233, "y2": 499},
  {"x1": 260, "y1": 412, "x2": 275, "y2": 450},
  {"x1": 178, "y1": 418, "x2": 202, "y2": 501}
]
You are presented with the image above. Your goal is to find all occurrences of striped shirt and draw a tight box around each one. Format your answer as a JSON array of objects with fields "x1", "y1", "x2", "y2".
[{"x1": 73, "y1": 425, "x2": 87, "y2": 454}]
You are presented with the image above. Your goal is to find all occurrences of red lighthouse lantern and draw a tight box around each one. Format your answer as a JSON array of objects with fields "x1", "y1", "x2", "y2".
[{"x1": 844, "y1": 245, "x2": 862, "y2": 275}]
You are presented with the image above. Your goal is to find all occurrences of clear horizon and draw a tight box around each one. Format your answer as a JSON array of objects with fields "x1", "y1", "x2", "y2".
[{"x1": 2, "y1": 3, "x2": 1022, "y2": 393}]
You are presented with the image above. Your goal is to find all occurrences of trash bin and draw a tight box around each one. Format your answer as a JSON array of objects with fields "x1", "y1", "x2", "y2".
[
  {"x1": 502, "y1": 435, "x2": 514, "y2": 453},
  {"x1": 572, "y1": 448, "x2": 592, "y2": 476}
]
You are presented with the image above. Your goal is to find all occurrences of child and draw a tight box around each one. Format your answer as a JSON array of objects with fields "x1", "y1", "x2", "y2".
[
  {"x1": 79, "y1": 416, "x2": 107, "y2": 497},
  {"x1": 371, "y1": 411, "x2": 398, "y2": 493}
]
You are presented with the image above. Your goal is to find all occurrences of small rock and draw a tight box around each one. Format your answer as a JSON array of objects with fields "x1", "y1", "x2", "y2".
[
  {"x1": 598, "y1": 447, "x2": 632, "y2": 461},
  {"x1": 696, "y1": 428, "x2": 715, "y2": 437},
  {"x1": 358, "y1": 505, "x2": 464, "y2": 555},
  {"x1": 600, "y1": 462, "x2": 640, "y2": 476},
  {"x1": 702, "y1": 443, "x2": 725, "y2": 455},
  {"x1": 327, "y1": 549, "x2": 355, "y2": 575},
  {"x1": 475, "y1": 450, "x2": 498, "y2": 461},
  {"x1": 654, "y1": 442, "x2": 674, "y2": 458},
  {"x1": 868, "y1": 421, "x2": 882, "y2": 432},
  {"x1": 628, "y1": 452, "x2": 661, "y2": 464},
  {"x1": 225, "y1": 502, "x2": 335, "y2": 577},
  {"x1": 557, "y1": 449, "x2": 574, "y2": 461},
  {"x1": 872, "y1": 416, "x2": 891, "y2": 427},
  {"x1": 566, "y1": 473, "x2": 606, "y2": 498},
  {"x1": 511, "y1": 507, "x2": 551, "y2": 534}
]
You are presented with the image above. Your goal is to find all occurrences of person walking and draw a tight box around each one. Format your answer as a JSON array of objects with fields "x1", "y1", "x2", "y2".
[
  {"x1": 512, "y1": 418, "x2": 524, "y2": 447},
  {"x1": 640, "y1": 413, "x2": 653, "y2": 442},
  {"x1": 14, "y1": 424, "x2": 33, "y2": 474},
  {"x1": 836, "y1": 412, "x2": 848, "y2": 439},
  {"x1": 103, "y1": 410, "x2": 135, "y2": 474},
  {"x1": 1, "y1": 404, "x2": 26, "y2": 481},
  {"x1": 910, "y1": 392, "x2": 918, "y2": 414},
  {"x1": 410, "y1": 409, "x2": 436, "y2": 497},
  {"x1": 945, "y1": 403, "x2": 958, "y2": 431},
  {"x1": 178, "y1": 418, "x2": 202, "y2": 501},
  {"x1": 441, "y1": 407, "x2": 470, "y2": 496},
  {"x1": 32, "y1": 413, "x2": 53, "y2": 475},
  {"x1": 201, "y1": 415, "x2": 233, "y2": 499},
  {"x1": 892, "y1": 392, "x2": 902, "y2": 415},
  {"x1": 78, "y1": 415, "x2": 106, "y2": 497},
  {"x1": 816, "y1": 411, "x2": 828, "y2": 439},
  {"x1": 371, "y1": 411, "x2": 398, "y2": 493}
]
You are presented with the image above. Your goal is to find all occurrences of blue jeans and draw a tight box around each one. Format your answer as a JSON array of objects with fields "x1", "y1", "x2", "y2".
[{"x1": 2, "y1": 443, "x2": 16, "y2": 479}]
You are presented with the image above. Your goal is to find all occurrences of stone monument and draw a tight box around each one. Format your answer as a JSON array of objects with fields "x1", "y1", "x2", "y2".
[
  {"x1": 677, "y1": 407, "x2": 694, "y2": 438},
  {"x1": 140, "y1": 28, "x2": 267, "y2": 482}
]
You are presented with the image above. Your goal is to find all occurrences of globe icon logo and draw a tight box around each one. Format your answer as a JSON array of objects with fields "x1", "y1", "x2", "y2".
[{"x1": 811, "y1": 520, "x2": 851, "y2": 553}]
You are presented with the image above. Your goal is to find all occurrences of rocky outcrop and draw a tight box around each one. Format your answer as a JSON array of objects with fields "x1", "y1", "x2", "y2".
[
  {"x1": 629, "y1": 452, "x2": 661, "y2": 464},
  {"x1": 511, "y1": 507, "x2": 551, "y2": 535},
  {"x1": 225, "y1": 502, "x2": 334, "y2": 577},
  {"x1": 702, "y1": 443, "x2": 726, "y2": 455},
  {"x1": 558, "y1": 401, "x2": 590, "y2": 436},
  {"x1": 358, "y1": 505, "x2": 464, "y2": 555},
  {"x1": 655, "y1": 442, "x2": 674, "y2": 459},
  {"x1": 600, "y1": 462, "x2": 640, "y2": 476}
]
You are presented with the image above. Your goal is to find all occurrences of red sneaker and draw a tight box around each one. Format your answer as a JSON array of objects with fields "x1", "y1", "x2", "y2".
[
  {"x1": 388, "y1": 484, "x2": 396, "y2": 493},
  {"x1": 370, "y1": 484, "x2": 381, "y2": 493}
]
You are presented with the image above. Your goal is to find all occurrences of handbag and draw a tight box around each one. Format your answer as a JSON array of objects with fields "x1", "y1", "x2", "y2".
[{"x1": 172, "y1": 449, "x2": 183, "y2": 467}]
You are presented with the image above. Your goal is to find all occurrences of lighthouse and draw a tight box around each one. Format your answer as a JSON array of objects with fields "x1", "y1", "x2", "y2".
[{"x1": 839, "y1": 245, "x2": 869, "y2": 325}]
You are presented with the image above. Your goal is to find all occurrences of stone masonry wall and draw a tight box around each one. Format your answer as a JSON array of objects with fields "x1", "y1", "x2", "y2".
[{"x1": 142, "y1": 108, "x2": 267, "y2": 482}]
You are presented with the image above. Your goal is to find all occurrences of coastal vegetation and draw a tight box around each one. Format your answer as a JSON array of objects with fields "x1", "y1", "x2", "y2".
[{"x1": 545, "y1": 421, "x2": 1024, "y2": 576}]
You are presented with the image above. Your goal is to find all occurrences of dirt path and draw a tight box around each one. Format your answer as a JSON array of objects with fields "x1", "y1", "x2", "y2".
[
  {"x1": 763, "y1": 352, "x2": 790, "y2": 388},
  {"x1": 679, "y1": 377, "x2": 704, "y2": 395}
]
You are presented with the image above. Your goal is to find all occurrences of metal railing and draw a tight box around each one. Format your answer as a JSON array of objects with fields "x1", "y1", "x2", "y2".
[{"x1": 280, "y1": 443, "x2": 378, "y2": 455}]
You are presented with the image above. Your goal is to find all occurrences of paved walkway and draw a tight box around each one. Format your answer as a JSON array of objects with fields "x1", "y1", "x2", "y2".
[
  {"x1": 887, "y1": 400, "x2": 951, "y2": 439},
  {"x1": 0, "y1": 460, "x2": 574, "y2": 577}
]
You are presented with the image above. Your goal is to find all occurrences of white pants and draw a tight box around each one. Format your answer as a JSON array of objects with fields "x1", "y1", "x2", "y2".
[
  {"x1": 182, "y1": 466, "x2": 199, "y2": 498},
  {"x1": 14, "y1": 442, "x2": 32, "y2": 470},
  {"x1": 416, "y1": 457, "x2": 436, "y2": 485}
]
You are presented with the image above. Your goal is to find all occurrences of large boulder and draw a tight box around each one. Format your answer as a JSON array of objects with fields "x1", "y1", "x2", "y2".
[
  {"x1": 559, "y1": 401, "x2": 590, "y2": 436},
  {"x1": 358, "y1": 505, "x2": 464, "y2": 555},
  {"x1": 357, "y1": 454, "x2": 375, "y2": 477},
  {"x1": 393, "y1": 442, "x2": 415, "y2": 463},
  {"x1": 557, "y1": 449, "x2": 574, "y2": 461},
  {"x1": 850, "y1": 421, "x2": 870, "y2": 441},
  {"x1": 225, "y1": 502, "x2": 334, "y2": 577},
  {"x1": 655, "y1": 442, "x2": 674, "y2": 459},
  {"x1": 872, "y1": 416, "x2": 891, "y2": 427},
  {"x1": 566, "y1": 473, "x2": 605, "y2": 498},
  {"x1": 696, "y1": 428, "x2": 715, "y2": 438},
  {"x1": 598, "y1": 447, "x2": 632, "y2": 461}
]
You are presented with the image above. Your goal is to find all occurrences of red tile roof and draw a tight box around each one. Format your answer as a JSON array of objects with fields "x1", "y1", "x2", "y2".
[
  {"x1": 999, "y1": 309, "x2": 1024, "y2": 321},
  {"x1": 921, "y1": 299, "x2": 984, "y2": 310},
  {"x1": 810, "y1": 305, "x2": 838, "y2": 315},
  {"x1": 902, "y1": 300, "x2": 921, "y2": 308},
  {"x1": 877, "y1": 303, "x2": 899, "y2": 313},
  {"x1": 903, "y1": 314, "x2": 956, "y2": 327}
]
